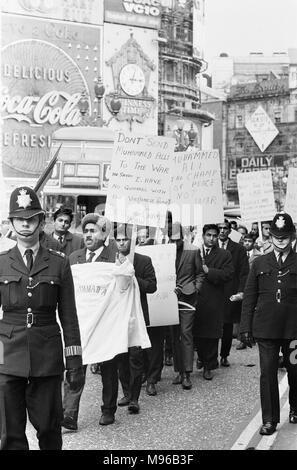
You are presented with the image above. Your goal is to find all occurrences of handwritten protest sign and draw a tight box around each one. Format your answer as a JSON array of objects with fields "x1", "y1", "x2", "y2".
[
  {"x1": 237, "y1": 170, "x2": 275, "y2": 223},
  {"x1": 169, "y1": 149, "x2": 224, "y2": 226},
  {"x1": 136, "y1": 244, "x2": 179, "y2": 327},
  {"x1": 284, "y1": 167, "x2": 297, "y2": 222},
  {"x1": 105, "y1": 131, "x2": 175, "y2": 227}
]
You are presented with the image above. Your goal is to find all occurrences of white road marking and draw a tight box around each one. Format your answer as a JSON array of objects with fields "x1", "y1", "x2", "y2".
[{"x1": 231, "y1": 374, "x2": 288, "y2": 450}]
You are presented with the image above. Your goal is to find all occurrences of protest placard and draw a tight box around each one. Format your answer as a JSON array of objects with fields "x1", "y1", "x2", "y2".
[
  {"x1": 169, "y1": 149, "x2": 224, "y2": 226},
  {"x1": 284, "y1": 167, "x2": 297, "y2": 222},
  {"x1": 136, "y1": 244, "x2": 179, "y2": 327},
  {"x1": 237, "y1": 170, "x2": 275, "y2": 223},
  {"x1": 105, "y1": 131, "x2": 175, "y2": 227}
]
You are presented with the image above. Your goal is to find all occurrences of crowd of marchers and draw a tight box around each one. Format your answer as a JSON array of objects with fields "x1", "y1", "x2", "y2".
[{"x1": 0, "y1": 187, "x2": 297, "y2": 450}]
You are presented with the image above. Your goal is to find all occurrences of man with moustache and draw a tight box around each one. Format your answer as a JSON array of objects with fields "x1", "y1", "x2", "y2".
[
  {"x1": 61, "y1": 213, "x2": 117, "y2": 430},
  {"x1": 0, "y1": 187, "x2": 83, "y2": 450}
]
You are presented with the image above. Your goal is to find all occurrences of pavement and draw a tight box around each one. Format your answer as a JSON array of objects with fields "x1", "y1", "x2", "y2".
[{"x1": 24, "y1": 341, "x2": 297, "y2": 451}]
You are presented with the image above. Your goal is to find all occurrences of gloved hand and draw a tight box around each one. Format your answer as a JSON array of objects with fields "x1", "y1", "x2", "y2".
[
  {"x1": 66, "y1": 367, "x2": 85, "y2": 390},
  {"x1": 240, "y1": 332, "x2": 254, "y2": 348}
]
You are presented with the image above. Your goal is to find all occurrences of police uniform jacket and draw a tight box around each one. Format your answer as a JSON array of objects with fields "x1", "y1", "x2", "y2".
[
  {"x1": 240, "y1": 250, "x2": 297, "y2": 338},
  {"x1": 0, "y1": 245, "x2": 82, "y2": 377}
]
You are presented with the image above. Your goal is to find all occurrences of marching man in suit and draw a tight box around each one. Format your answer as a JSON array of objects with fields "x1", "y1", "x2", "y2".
[
  {"x1": 170, "y1": 222, "x2": 205, "y2": 390},
  {"x1": 51, "y1": 206, "x2": 84, "y2": 256},
  {"x1": 240, "y1": 212, "x2": 297, "y2": 435},
  {"x1": 0, "y1": 187, "x2": 84, "y2": 450},
  {"x1": 61, "y1": 213, "x2": 117, "y2": 430}
]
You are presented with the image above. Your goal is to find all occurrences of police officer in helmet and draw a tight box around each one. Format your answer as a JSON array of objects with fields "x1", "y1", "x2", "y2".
[
  {"x1": 240, "y1": 212, "x2": 297, "y2": 436},
  {"x1": 0, "y1": 187, "x2": 84, "y2": 450}
]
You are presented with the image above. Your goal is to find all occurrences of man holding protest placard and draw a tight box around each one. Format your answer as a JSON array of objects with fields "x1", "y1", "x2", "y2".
[{"x1": 61, "y1": 213, "x2": 117, "y2": 430}]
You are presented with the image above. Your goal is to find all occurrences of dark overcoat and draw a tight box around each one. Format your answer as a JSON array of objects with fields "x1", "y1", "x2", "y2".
[
  {"x1": 53, "y1": 231, "x2": 84, "y2": 256},
  {"x1": 240, "y1": 250, "x2": 297, "y2": 338},
  {"x1": 0, "y1": 245, "x2": 82, "y2": 377},
  {"x1": 223, "y1": 239, "x2": 249, "y2": 323},
  {"x1": 195, "y1": 246, "x2": 234, "y2": 338}
]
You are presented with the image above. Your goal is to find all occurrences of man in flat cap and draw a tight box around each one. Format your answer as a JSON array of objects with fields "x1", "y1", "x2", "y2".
[
  {"x1": 240, "y1": 212, "x2": 297, "y2": 436},
  {"x1": 0, "y1": 187, "x2": 84, "y2": 450},
  {"x1": 61, "y1": 213, "x2": 117, "y2": 430}
]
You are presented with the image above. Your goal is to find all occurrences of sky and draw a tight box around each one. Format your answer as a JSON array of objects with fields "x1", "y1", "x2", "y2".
[{"x1": 204, "y1": 0, "x2": 297, "y2": 60}]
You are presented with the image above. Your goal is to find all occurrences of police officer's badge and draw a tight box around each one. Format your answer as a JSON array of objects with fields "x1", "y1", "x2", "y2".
[
  {"x1": 275, "y1": 216, "x2": 285, "y2": 229},
  {"x1": 16, "y1": 188, "x2": 32, "y2": 209}
]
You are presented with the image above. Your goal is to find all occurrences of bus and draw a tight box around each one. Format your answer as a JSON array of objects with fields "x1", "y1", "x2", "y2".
[{"x1": 42, "y1": 126, "x2": 115, "y2": 230}]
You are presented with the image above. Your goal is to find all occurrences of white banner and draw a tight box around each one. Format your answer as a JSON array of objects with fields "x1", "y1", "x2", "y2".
[
  {"x1": 170, "y1": 149, "x2": 224, "y2": 226},
  {"x1": 284, "y1": 167, "x2": 297, "y2": 223},
  {"x1": 71, "y1": 261, "x2": 151, "y2": 365},
  {"x1": 136, "y1": 244, "x2": 179, "y2": 327},
  {"x1": 105, "y1": 132, "x2": 175, "y2": 227},
  {"x1": 237, "y1": 170, "x2": 275, "y2": 223}
]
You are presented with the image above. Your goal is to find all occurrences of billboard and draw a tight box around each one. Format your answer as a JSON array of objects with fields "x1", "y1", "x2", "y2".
[
  {"x1": 1, "y1": 15, "x2": 102, "y2": 180},
  {"x1": 104, "y1": 0, "x2": 161, "y2": 29}
]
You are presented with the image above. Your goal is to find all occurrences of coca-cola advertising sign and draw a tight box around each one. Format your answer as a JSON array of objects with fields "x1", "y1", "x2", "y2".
[
  {"x1": 1, "y1": 16, "x2": 102, "y2": 180},
  {"x1": 1, "y1": 39, "x2": 88, "y2": 178}
]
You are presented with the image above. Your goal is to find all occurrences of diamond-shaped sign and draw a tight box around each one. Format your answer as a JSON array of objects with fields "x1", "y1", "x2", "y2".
[{"x1": 245, "y1": 105, "x2": 279, "y2": 152}]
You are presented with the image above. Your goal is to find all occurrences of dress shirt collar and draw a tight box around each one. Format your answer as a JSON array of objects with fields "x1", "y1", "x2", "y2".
[
  {"x1": 18, "y1": 242, "x2": 40, "y2": 262},
  {"x1": 86, "y1": 245, "x2": 104, "y2": 262}
]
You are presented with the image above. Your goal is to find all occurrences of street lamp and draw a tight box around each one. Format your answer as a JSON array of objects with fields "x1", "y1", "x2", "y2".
[{"x1": 78, "y1": 77, "x2": 121, "y2": 127}]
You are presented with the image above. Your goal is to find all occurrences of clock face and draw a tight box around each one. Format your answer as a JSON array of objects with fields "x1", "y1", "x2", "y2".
[{"x1": 119, "y1": 64, "x2": 145, "y2": 96}]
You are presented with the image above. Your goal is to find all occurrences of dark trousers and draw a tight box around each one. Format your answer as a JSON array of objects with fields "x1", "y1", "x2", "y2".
[
  {"x1": 101, "y1": 357, "x2": 119, "y2": 415},
  {"x1": 0, "y1": 374, "x2": 62, "y2": 450},
  {"x1": 257, "y1": 339, "x2": 297, "y2": 424},
  {"x1": 164, "y1": 326, "x2": 173, "y2": 358},
  {"x1": 144, "y1": 327, "x2": 165, "y2": 384},
  {"x1": 196, "y1": 338, "x2": 219, "y2": 370},
  {"x1": 63, "y1": 357, "x2": 119, "y2": 419},
  {"x1": 220, "y1": 322, "x2": 233, "y2": 358},
  {"x1": 63, "y1": 365, "x2": 87, "y2": 422},
  {"x1": 171, "y1": 309, "x2": 196, "y2": 374},
  {"x1": 118, "y1": 347, "x2": 144, "y2": 402}
]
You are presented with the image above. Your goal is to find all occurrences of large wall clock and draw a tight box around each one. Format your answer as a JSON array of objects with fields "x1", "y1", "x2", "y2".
[{"x1": 119, "y1": 63, "x2": 145, "y2": 96}]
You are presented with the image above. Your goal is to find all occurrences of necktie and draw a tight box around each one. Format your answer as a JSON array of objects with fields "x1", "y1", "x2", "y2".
[
  {"x1": 25, "y1": 249, "x2": 33, "y2": 271},
  {"x1": 58, "y1": 236, "x2": 63, "y2": 244},
  {"x1": 222, "y1": 242, "x2": 225, "y2": 249},
  {"x1": 87, "y1": 252, "x2": 96, "y2": 263},
  {"x1": 278, "y1": 252, "x2": 283, "y2": 268},
  {"x1": 205, "y1": 249, "x2": 210, "y2": 256},
  {"x1": 247, "y1": 252, "x2": 250, "y2": 259}
]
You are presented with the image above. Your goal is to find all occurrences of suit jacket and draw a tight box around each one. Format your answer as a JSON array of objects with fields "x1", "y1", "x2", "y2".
[
  {"x1": 0, "y1": 245, "x2": 82, "y2": 377},
  {"x1": 52, "y1": 231, "x2": 84, "y2": 257},
  {"x1": 69, "y1": 244, "x2": 117, "y2": 265},
  {"x1": 240, "y1": 250, "x2": 297, "y2": 339},
  {"x1": 39, "y1": 231, "x2": 61, "y2": 251},
  {"x1": 176, "y1": 242, "x2": 205, "y2": 296},
  {"x1": 195, "y1": 246, "x2": 234, "y2": 338},
  {"x1": 133, "y1": 252, "x2": 157, "y2": 326},
  {"x1": 223, "y1": 238, "x2": 249, "y2": 323}
]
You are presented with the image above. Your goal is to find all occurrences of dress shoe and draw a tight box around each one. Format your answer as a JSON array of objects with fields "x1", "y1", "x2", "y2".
[
  {"x1": 165, "y1": 355, "x2": 173, "y2": 366},
  {"x1": 146, "y1": 383, "x2": 157, "y2": 396},
  {"x1": 196, "y1": 359, "x2": 203, "y2": 370},
  {"x1": 289, "y1": 408, "x2": 297, "y2": 424},
  {"x1": 236, "y1": 342, "x2": 247, "y2": 350},
  {"x1": 128, "y1": 401, "x2": 140, "y2": 414},
  {"x1": 259, "y1": 422, "x2": 277, "y2": 435},
  {"x1": 181, "y1": 373, "x2": 192, "y2": 390},
  {"x1": 90, "y1": 363, "x2": 101, "y2": 374},
  {"x1": 118, "y1": 395, "x2": 130, "y2": 406},
  {"x1": 278, "y1": 355, "x2": 285, "y2": 369},
  {"x1": 220, "y1": 357, "x2": 230, "y2": 367},
  {"x1": 203, "y1": 368, "x2": 213, "y2": 380},
  {"x1": 99, "y1": 413, "x2": 115, "y2": 426},
  {"x1": 61, "y1": 416, "x2": 78, "y2": 431},
  {"x1": 172, "y1": 373, "x2": 182, "y2": 385}
]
